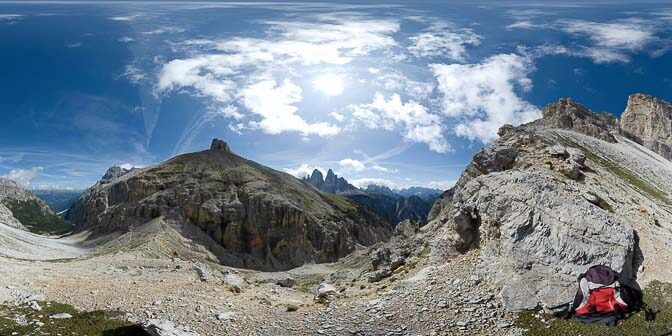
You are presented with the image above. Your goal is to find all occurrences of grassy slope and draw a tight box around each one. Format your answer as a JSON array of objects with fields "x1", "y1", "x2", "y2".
[
  {"x1": 0, "y1": 301, "x2": 146, "y2": 335},
  {"x1": 5, "y1": 199, "x2": 74, "y2": 235}
]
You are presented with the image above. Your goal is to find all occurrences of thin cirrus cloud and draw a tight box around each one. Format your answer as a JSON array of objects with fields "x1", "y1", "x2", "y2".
[
  {"x1": 506, "y1": 13, "x2": 661, "y2": 63},
  {"x1": 408, "y1": 22, "x2": 482, "y2": 62}
]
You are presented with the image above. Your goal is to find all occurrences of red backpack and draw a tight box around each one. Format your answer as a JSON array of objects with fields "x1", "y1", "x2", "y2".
[{"x1": 569, "y1": 265, "x2": 642, "y2": 325}]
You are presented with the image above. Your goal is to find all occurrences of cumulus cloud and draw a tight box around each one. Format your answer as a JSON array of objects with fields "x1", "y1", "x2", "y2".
[
  {"x1": 338, "y1": 158, "x2": 366, "y2": 171},
  {"x1": 350, "y1": 93, "x2": 450, "y2": 153},
  {"x1": 349, "y1": 177, "x2": 399, "y2": 189},
  {"x1": 427, "y1": 180, "x2": 457, "y2": 190},
  {"x1": 2, "y1": 167, "x2": 43, "y2": 187},
  {"x1": 158, "y1": 17, "x2": 399, "y2": 141},
  {"x1": 282, "y1": 164, "x2": 324, "y2": 179},
  {"x1": 242, "y1": 79, "x2": 340, "y2": 136},
  {"x1": 408, "y1": 23, "x2": 481, "y2": 61},
  {"x1": 369, "y1": 68, "x2": 434, "y2": 99},
  {"x1": 430, "y1": 53, "x2": 540, "y2": 143}
]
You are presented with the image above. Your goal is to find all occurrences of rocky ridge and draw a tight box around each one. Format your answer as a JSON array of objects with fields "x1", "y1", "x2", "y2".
[{"x1": 423, "y1": 95, "x2": 672, "y2": 311}]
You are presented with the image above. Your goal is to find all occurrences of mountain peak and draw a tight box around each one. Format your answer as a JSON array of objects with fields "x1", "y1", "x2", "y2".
[
  {"x1": 101, "y1": 165, "x2": 138, "y2": 181},
  {"x1": 210, "y1": 138, "x2": 231, "y2": 153},
  {"x1": 539, "y1": 97, "x2": 618, "y2": 142}
]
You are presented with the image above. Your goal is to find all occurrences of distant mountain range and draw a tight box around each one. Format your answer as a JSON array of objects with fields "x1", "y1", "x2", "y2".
[
  {"x1": 31, "y1": 189, "x2": 83, "y2": 213},
  {"x1": 303, "y1": 169, "x2": 443, "y2": 224}
]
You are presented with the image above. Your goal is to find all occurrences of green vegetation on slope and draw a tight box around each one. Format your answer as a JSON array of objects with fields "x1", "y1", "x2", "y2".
[
  {"x1": 5, "y1": 199, "x2": 74, "y2": 235},
  {"x1": 516, "y1": 280, "x2": 672, "y2": 335},
  {"x1": 324, "y1": 193, "x2": 357, "y2": 212},
  {"x1": 557, "y1": 135, "x2": 671, "y2": 205},
  {"x1": 0, "y1": 301, "x2": 146, "y2": 336}
]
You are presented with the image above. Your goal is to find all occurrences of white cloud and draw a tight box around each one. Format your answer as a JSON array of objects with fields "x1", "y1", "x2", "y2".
[
  {"x1": 427, "y1": 180, "x2": 457, "y2": 190},
  {"x1": 283, "y1": 164, "x2": 324, "y2": 179},
  {"x1": 65, "y1": 42, "x2": 82, "y2": 48},
  {"x1": 0, "y1": 154, "x2": 23, "y2": 164},
  {"x1": 142, "y1": 27, "x2": 186, "y2": 35},
  {"x1": 0, "y1": 14, "x2": 21, "y2": 21},
  {"x1": 330, "y1": 112, "x2": 344, "y2": 122},
  {"x1": 372, "y1": 165, "x2": 397, "y2": 173},
  {"x1": 370, "y1": 68, "x2": 434, "y2": 99},
  {"x1": 535, "y1": 19, "x2": 657, "y2": 63},
  {"x1": 350, "y1": 93, "x2": 450, "y2": 153},
  {"x1": 119, "y1": 163, "x2": 145, "y2": 170},
  {"x1": 109, "y1": 14, "x2": 140, "y2": 21},
  {"x1": 506, "y1": 21, "x2": 546, "y2": 30},
  {"x1": 242, "y1": 79, "x2": 340, "y2": 136},
  {"x1": 430, "y1": 53, "x2": 540, "y2": 143},
  {"x1": 118, "y1": 36, "x2": 135, "y2": 43},
  {"x1": 157, "y1": 17, "x2": 400, "y2": 141},
  {"x1": 123, "y1": 65, "x2": 146, "y2": 85},
  {"x1": 559, "y1": 19, "x2": 654, "y2": 51},
  {"x1": 2, "y1": 167, "x2": 43, "y2": 187},
  {"x1": 350, "y1": 177, "x2": 399, "y2": 189},
  {"x1": 339, "y1": 158, "x2": 366, "y2": 172},
  {"x1": 408, "y1": 22, "x2": 481, "y2": 61}
]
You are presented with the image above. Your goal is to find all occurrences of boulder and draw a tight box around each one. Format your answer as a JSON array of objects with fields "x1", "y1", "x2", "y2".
[
  {"x1": 449, "y1": 171, "x2": 636, "y2": 310},
  {"x1": 141, "y1": 319, "x2": 200, "y2": 336}
]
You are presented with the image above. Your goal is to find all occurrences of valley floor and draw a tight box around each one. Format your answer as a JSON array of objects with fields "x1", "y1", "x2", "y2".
[{"x1": 0, "y1": 232, "x2": 520, "y2": 336}]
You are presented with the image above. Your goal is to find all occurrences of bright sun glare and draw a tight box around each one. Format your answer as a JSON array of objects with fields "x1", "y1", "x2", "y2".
[{"x1": 313, "y1": 74, "x2": 344, "y2": 96}]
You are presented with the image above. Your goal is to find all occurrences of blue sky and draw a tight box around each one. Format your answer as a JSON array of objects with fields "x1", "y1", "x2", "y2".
[{"x1": 0, "y1": 1, "x2": 671, "y2": 190}]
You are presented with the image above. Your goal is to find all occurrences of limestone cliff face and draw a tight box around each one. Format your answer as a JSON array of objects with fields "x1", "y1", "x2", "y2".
[
  {"x1": 620, "y1": 93, "x2": 672, "y2": 160},
  {"x1": 68, "y1": 140, "x2": 392, "y2": 271},
  {"x1": 425, "y1": 96, "x2": 672, "y2": 310}
]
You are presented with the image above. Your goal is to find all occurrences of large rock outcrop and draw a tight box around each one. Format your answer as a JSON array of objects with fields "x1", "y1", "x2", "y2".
[
  {"x1": 450, "y1": 171, "x2": 635, "y2": 309},
  {"x1": 425, "y1": 96, "x2": 672, "y2": 311},
  {"x1": 68, "y1": 140, "x2": 393, "y2": 271},
  {"x1": 538, "y1": 98, "x2": 618, "y2": 143},
  {"x1": 620, "y1": 93, "x2": 672, "y2": 160}
]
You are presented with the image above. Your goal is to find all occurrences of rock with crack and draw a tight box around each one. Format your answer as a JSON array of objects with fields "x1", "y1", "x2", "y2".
[{"x1": 449, "y1": 171, "x2": 636, "y2": 310}]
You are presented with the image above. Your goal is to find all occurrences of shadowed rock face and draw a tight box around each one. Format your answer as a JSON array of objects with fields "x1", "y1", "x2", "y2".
[
  {"x1": 621, "y1": 93, "x2": 672, "y2": 160},
  {"x1": 68, "y1": 139, "x2": 392, "y2": 271}
]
